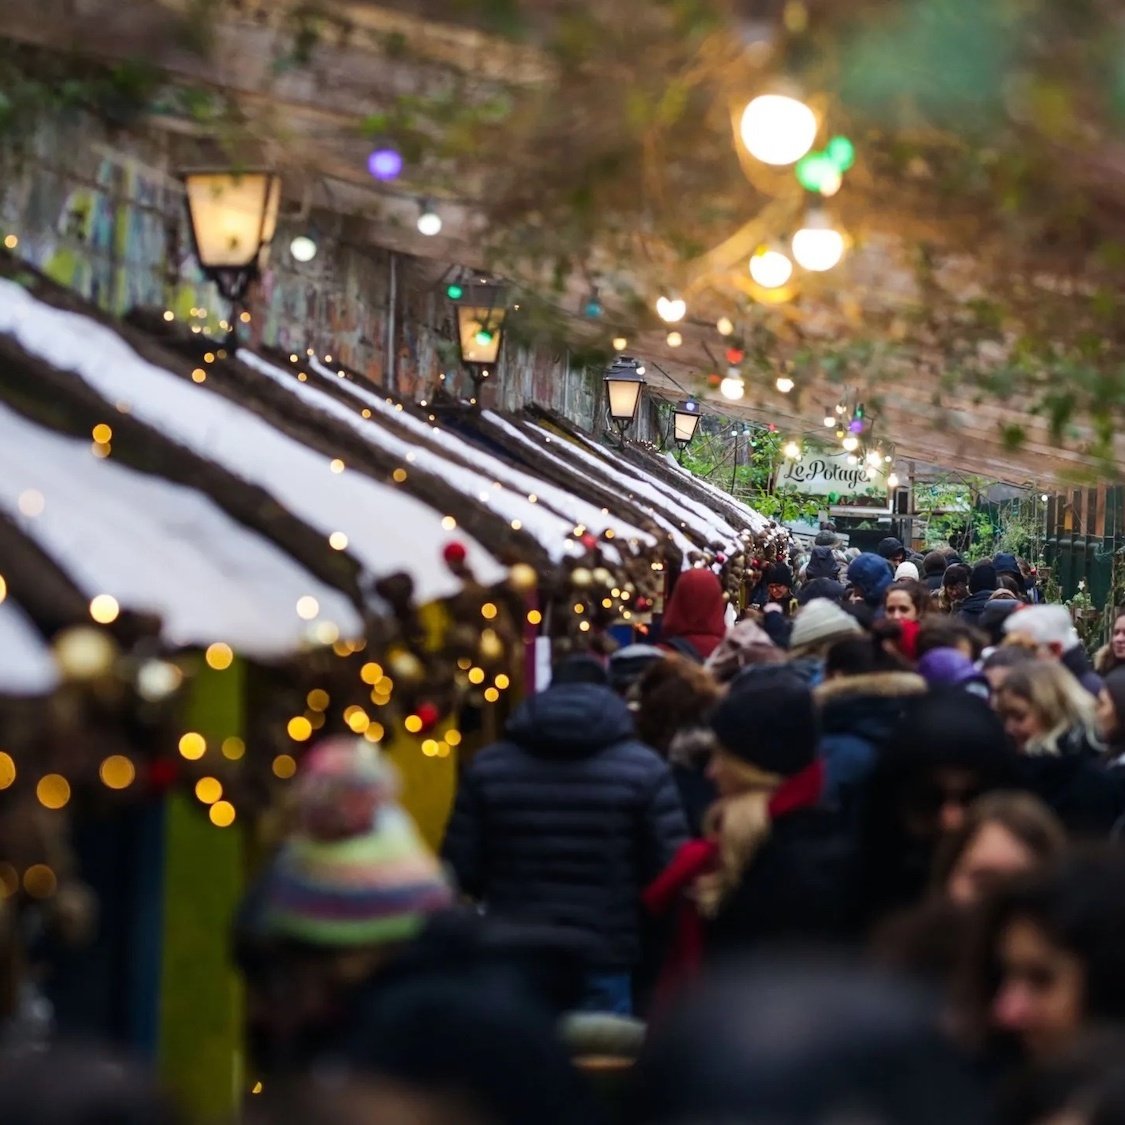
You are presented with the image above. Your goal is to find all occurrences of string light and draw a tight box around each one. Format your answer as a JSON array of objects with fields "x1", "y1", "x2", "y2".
[
  {"x1": 842, "y1": 434, "x2": 860, "y2": 452},
  {"x1": 416, "y1": 201, "x2": 443, "y2": 236},
  {"x1": 720, "y1": 374, "x2": 745, "y2": 400},
  {"x1": 368, "y1": 147, "x2": 403, "y2": 181},
  {"x1": 792, "y1": 212, "x2": 846, "y2": 271},
  {"x1": 3, "y1": 234, "x2": 18, "y2": 250},
  {"x1": 89, "y1": 594, "x2": 120, "y2": 624},
  {"x1": 0, "y1": 752, "x2": 15, "y2": 788},
  {"x1": 179, "y1": 732, "x2": 207, "y2": 759},
  {"x1": 716, "y1": 317, "x2": 734, "y2": 336},
  {"x1": 290, "y1": 235, "x2": 318, "y2": 262},
  {"x1": 740, "y1": 94, "x2": 818, "y2": 165},
  {"x1": 221, "y1": 737, "x2": 246, "y2": 760},
  {"x1": 655, "y1": 296, "x2": 686, "y2": 323},
  {"x1": 612, "y1": 335, "x2": 628, "y2": 350},
  {"x1": 209, "y1": 800, "x2": 236, "y2": 827},
  {"x1": 749, "y1": 247, "x2": 794, "y2": 289},
  {"x1": 775, "y1": 375, "x2": 795, "y2": 394},
  {"x1": 36, "y1": 774, "x2": 70, "y2": 810},
  {"x1": 287, "y1": 716, "x2": 313, "y2": 742},
  {"x1": 328, "y1": 531, "x2": 349, "y2": 550},
  {"x1": 296, "y1": 596, "x2": 320, "y2": 620},
  {"x1": 887, "y1": 472, "x2": 901, "y2": 489},
  {"x1": 783, "y1": 440, "x2": 802, "y2": 459},
  {"x1": 666, "y1": 331, "x2": 683, "y2": 347},
  {"x1": 205, "y1": 642, "x2": 234, "y2": 670}
]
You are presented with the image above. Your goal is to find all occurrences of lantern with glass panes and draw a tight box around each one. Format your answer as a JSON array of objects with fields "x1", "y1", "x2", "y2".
[
  {"x1": 603, "y1": 356, "x2": 646, "y2": 442},
  {"x1": 672, "y1": 399, "x2": 702, "y2": 461},
  {"x1": 181, "y1": 170, "x2": 281, "y2": 344},
  {"x1": 446, "y1": 279, "x2": 508, "y2": 405}
]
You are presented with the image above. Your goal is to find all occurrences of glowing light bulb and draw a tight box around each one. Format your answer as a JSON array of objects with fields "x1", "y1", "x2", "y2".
[
  {"x1": 887, "y1": 473, "x2": 901, "y2": 489},
  {"x1": 842, "y1": 434, "x2": 859, "y2": 452},
  {"x1": 446, "y1": 283, "x2": 464, "y2": 300},
  {"x1": 417, "y1": 202, "x2": 442, "y2": 236},
  {"x1": 612, "y1": 335, "x2": 628, "y2": 351},
  {"x1": 749, "y1": 247, "x2": 794, "y2": 289},
  {"x1": 716, "y1": 317, "x2": 734, "y2": 336},
  {"x1": 655, "y1": 296, "x2": 686, "y2": 323},
  {"x1": 368, "y1": 147, "x2": 403, "y2": 181},
  {"x1": 775, "y1": 375, "x2": 794, "y2": 393},
  {"x1": 866, "y1": 449, "x2": 882, "y2": 466},
  {"x1": 666, "y1": 330, "x2": 683, "y2": 347},
  {"x1": 720, "y1": 375, "x2": 745, "y2": 400},
  {"x1": 792, "y1": 213, "x2": 845, "y2": 272},
  {"x1": 290, "y1": 235, "x2": 317, "y2": 262},
  {"x1": 739, "y1": 94, "x2": 818, "y2": 166},
  {"x1": 783, "y1": 440, "x2": 801, "y2": 459},
  {"x1": 823, "y1": 413, "x2": 835, "y2": 427}
]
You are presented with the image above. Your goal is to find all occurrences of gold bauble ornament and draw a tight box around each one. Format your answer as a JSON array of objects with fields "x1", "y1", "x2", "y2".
[
  {"x1": 53, "y1": 627, "x2": 118, "y2": 681},
  {"x1": 508, "y1": 563, "x2": 538, "y2": 593}
]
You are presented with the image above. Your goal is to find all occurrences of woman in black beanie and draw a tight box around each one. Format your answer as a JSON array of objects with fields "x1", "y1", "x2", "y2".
[{"x1": 645, "y1": 668, "x2": 858, "y2": 999}]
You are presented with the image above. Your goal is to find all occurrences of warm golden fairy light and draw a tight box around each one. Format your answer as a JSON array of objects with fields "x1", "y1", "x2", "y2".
[
  {"x1": 484, "y1": 687, "x2": 500, "y2": 703},
  {"x1": 445, "y1": 730, "x2": 462, "y2": 746},
  {"x1": 467, "y1": 667, "x2": 486, "y2": 685},
  {"x1": 287, "y1": 716, "x2": 313, "y2": 742},
  {"x1": 481, "y1": 603, "x2": 498, "y2": 620},
  {"x1": 37, "y1": 774, "x2": 70, "y2": 809},
  {"x1": 296, "y1": 596, "x2": 320, "y2": 620},
  {"x1": 205, "y1": 642, "x2": 234, "y2": 670},
  {"x1": 307, "y1": 689, "x2": 330, "y2": 710},
  {"x1": 179, "y1": 731, "x2": 207, "y2": 759},
  {"x1": 0, "y1": 752, "x2": 14, "y2": 788},
  {"x1": 441, "y1": 516, "x2": 457, "y2": 530},
  {"x1": 195, "y1": 776, "x2": 223, "y2": 804},
  {"x1": 221, "y1": 736, "x2": 246, "y2": 760},
  {"x1": 404, "y1": 714, "x2": 423, "y2": 734},
  {"x1": 23, "y1": 865, "x2": 57, "y2": 899},
  {"x1": 392, "y1": 468, "x2": 408, "y2": 483},
  {"x1": 209, "y1": 800, "x2": 236, "y2": 827},
  {"x1": 329, "y1": 531, "x2": 349, "y2": 550},
  {"x1": 92, "y1": 423, "x2": 113, "y2": 443},
  {"x1": 495, "y1": 674, "x2": 510, "y2": 690},
  {"x1": 99, "y1": 755, "x2": 135, "y2": 789},
  {"x1": 527, "y1": 609, "x2": 543, "y2": 625},
  {"x1": 330, "y1": 458, "x2": 345, "y2": 473},
  {"x1": 18, "y1": 489, "x2": 45, "y2": 516},
  {"x1": 89, "y1": 594, "x2": 120, "y2": 624},
  {"x1": 272, "y1": 754, "x2": 297, "y2": 779}
]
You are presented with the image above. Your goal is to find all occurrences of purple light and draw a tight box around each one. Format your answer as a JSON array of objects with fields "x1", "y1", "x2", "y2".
[
  {"x1": 848, "y1": 418, "x2": 864, "y2": 433},
  {"x1": 368, "y1": 148, "x2": 403, "y2": 181}
]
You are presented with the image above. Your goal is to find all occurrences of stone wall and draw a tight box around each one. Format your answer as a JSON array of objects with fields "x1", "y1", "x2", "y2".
[{"x1": 0, "y1": 115, "x2": 658, "y2": 438}]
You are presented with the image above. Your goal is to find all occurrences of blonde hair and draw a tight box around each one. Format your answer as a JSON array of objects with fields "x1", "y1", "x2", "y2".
[
  {"x1": 996, "y1": 661, "x2": 1098, "y2": 755},
  {"x1": 696, "y1": 755, "x2": 781, "y2": 917}
]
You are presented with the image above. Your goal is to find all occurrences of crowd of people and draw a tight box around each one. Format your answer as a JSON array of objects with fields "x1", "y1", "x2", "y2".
[{"x1": 10, "y1": 533, "x2": 1125, "y2": 1125}]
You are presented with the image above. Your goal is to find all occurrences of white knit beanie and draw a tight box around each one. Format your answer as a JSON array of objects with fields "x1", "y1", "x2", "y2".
[
  {"x1": 789, "y1": 598, "x2": 863, "y2": 652},
  {"x1": 895, "y1": 561, "x2": 920, "y2": 581}
]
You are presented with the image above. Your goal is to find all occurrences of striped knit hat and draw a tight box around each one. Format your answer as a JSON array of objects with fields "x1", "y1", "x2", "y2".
[{"x1": 265, "y1": 737, "x2": 452, "y2": 947}]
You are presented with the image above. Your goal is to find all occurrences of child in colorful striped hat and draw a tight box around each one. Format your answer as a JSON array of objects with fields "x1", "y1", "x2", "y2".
[{"x1": 264, "y1": 737, "x2": 453, "y2": 947}]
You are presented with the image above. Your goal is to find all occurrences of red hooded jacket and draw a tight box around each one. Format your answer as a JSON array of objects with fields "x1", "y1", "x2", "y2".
[{"x1": 658, "y1": 569, "x2": 727, "y2": 661}]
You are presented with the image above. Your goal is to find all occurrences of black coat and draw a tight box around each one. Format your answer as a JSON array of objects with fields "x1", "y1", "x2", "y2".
[
  {"x1": 442, "y1": 683, "x2": 689, "y2": 970},
  {"x1": 1017, "y1": 749, "x2": 1125, "y2": 837},
  {"x1": 955, "y1": 589, "x2": 994, "y2": 626},
  {"x1": 706, "y1": 809, "x2": 860, "y2": 956}
]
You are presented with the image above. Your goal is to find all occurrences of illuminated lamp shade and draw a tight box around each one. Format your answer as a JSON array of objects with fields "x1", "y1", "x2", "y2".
[
  {"x1": 749, "y1": 247, "x2": 794, "y2": 289},
  {"x1": 720, "y1": 375, "x2": 745, "y2": 401},
  {"x1": 673, "y1": 399, "x2": 702, "y2": 447},
  {"x1": 739, "y1": 94, "x2": 818, "y2": 166},
  {"x1": 181, "y1": 170, "x2": 281, "y2": 300},
  {"x1": 289, "y1": 235, "x2": 317, "y2": 263},
  {"x1": 655, "y1": 296, "x2": 686, "y2": 323},
  {"x1": 792, "y1": 211, "x2": 846, "y2": 272},
  {"x1": 604, "y1": 356, "x2": 646, "y2": 433},
  {"x1": 452, "y1": 282, "x2": 507, "y2": 366}
]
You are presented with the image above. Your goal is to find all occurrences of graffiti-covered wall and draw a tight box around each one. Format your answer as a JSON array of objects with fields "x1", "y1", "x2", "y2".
[{"x1": 0, "y1": 114, "x2": 623, "y2": 432}]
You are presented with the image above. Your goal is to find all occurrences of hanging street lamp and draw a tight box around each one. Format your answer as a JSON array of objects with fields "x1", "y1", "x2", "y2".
[
  {"x1": 448, "y1": 279, "x2": 508, "y2": 405},
  {"x1": 672, "y1": 399, "x2": 702, "y2": 462},
  {"x1": 181, "y1": 170, "x2": 281, "y2": 343},
  {"x1": 604, "y1": 356, "x2": 646, "y2": 442}
]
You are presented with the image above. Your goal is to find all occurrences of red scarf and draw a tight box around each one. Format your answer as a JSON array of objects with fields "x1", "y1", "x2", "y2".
[{"x1": 643, "y1": 760, "x2": 825, "y2": 1006}]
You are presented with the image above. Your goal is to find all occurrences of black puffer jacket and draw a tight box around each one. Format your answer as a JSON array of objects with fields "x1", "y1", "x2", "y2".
[{"x1": 442, "y1": 683, "x2": 689, "y2": 969}]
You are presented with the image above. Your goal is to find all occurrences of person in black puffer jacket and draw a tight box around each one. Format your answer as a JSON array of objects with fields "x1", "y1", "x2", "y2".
[{"x1": 442, "y1": 671, "x2": 689, "y2": 1016}]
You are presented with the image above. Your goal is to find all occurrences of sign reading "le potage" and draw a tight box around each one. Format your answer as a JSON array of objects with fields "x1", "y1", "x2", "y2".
[{"x1": 776, "y1": 450, "x2": 890, "y2": 498}]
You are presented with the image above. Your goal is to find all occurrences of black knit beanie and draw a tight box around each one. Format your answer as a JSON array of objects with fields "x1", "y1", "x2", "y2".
[
  {"x1": 709, "y1": 669, "x2": 818, "y2": 777},
  {"x1": 968, "y1": 562, "x2": 998, "y2": 594}
]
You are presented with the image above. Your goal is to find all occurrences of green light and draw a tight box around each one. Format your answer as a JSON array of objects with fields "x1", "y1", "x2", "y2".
[
  {"x1": 446, "y1": 284, "x2": 464, "y2": 300},
  {"x1": 474, "y1": 329, "x2": 494, "y2": 346},
  {"x1": 826, "y1": 136, "x2": 856, "y2": 172},
  {"x1": 795, "y1": 152, "x2": 837, "y2": 193}
]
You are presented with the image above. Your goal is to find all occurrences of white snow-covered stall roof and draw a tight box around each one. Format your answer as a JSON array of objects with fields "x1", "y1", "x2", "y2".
[
  {"x1": 660, "y1": 452, "x2": 771, "y2": 533},
  {"x1": 0, "y1": 280, "x2": 506, "y2": 604},
  {"x1": 527, "y1": 420, "x2": 747, "y2": 546},
  {"x1": 235, "y1": 352, "x2": 655, "y2": 564},
  {"x1": 0, "y1": 595, "x2": 59, "y2": 696},
  {"x1": 477, "y1": 412, "x2": 697, "y2": 558},
  {"x1": 0, "y1": 401, "x2": 362, "y2": 658}
]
